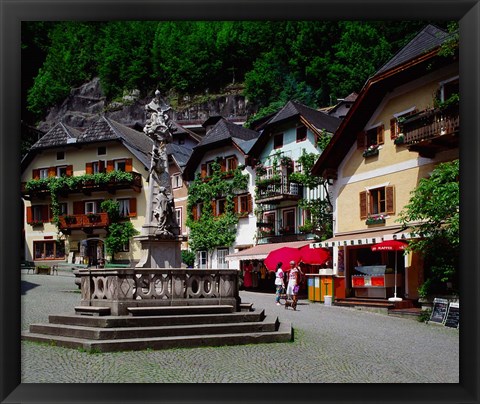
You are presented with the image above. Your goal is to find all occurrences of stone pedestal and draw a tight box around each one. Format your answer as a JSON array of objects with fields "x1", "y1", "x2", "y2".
[{"x1": 135, "y1": 230, "x2": 182, "y2": 269}]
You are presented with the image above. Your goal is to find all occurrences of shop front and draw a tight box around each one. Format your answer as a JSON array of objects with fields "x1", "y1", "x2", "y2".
[{"x1": 312, "y1": 227, "x2": 420, "y2": 302}]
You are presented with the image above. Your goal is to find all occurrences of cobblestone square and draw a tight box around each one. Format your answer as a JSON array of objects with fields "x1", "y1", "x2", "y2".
[{"x1": 21, "y1": 270, "x2": 459, "y2": 383}]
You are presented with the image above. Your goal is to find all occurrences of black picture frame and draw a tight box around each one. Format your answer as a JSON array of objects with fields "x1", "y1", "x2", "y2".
[{"x1": 1, "y1": 1, "x2": 479, "y2": 403}]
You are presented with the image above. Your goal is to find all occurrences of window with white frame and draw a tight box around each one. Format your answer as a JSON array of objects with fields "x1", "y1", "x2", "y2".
[
  {"x1": 198, "y1": 251, "x2": 208, "y2": 269},
  {"x1": 115, "y1": 159, "x2": 127, "y2": 172},
  {"x1": 118, "y1": 199, "x2": 130, "y2": 217},
  {"x1": 97, "y1": 146, "x2": 107, "y2": 156},
  {"x1": 217, "y1": 248, "x2": 229, "y2": 269},
  {"x1": 39, "y1": 168, "x2": 49, "y2": 179},
  {"x1": 172, "y1": 173, "x2": 183, "y2": 189},
  {"x1": 85, "y1": 201, "x2": 100, "y2": 214},
  {"x1": 56, "y1": 165, "x2": 67, "y2": 177},
  {"x1": 92, "y1": 160, "x2": 106, "y2": 174},
  {"x1": 175, "y1": 208, "x2": 182, "y2": 228}
]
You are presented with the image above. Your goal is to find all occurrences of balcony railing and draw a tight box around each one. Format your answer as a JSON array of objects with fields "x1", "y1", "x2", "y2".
[
  {"x1": 400, "y1": 105, "x2": 459, "y2": 157},
  {"x1": 255, "y1": 176, "x2": 303, "y2": 204},
  {"x1": 58, "y1": 212, "x2": 109, "y2": 231},
  {"x1": 21, "y1": 171, "x2": 143, "y2": 200}
]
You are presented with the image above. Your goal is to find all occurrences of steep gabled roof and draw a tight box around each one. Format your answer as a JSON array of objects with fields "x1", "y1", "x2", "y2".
[
  {"x1": 268, "y1": 100, "x2": 341, "y2": 133},
  {"x1": 376, "y1": 25, "x2": 450, "y2": 75},
  {"x1": 248, "y1": 100, "x2": 342, "y2": 158},
  {"x1": 312, "y1": 24, "x2": 456, "y2": 178},
  {"x1": 30, "y1": 122, "x2": 82, "y2": 150},
  {"x1": 167, "y1": 143, "x2": 193, "y2": 170},
  {"x1": 183, "y1": 118, "x2": 260, "y2": 180}
]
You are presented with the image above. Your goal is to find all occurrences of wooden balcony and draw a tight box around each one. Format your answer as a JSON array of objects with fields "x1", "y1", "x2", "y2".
[
  {"x1": 255, "y1": 176, "x2": 303, "y2": 204},
  {"x1": 58, "y1": 213, "x2": 109, "y2": 233},
  {"x1": 401, "y1": 105, "x2": 459, "y2": 158},
  {"x1": 21, "y1": 171, "x2": 143, "y2": 200}
]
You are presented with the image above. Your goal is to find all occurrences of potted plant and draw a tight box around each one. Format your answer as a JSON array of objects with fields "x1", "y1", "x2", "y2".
[
  {"x1": 362, "y1": 144, "x2": 380, "y2": 158},
  {"x1": 365, "y1": 214, "x2": 386, "y2": 225},
  {"x1": 87, "y1": 213, "x2": 101, "y2": 222},
  {"x1": 29, "y1": 220, "x2": 44, "y2": 226},
  {"x1": 63, "y1": 215, "x2": 77, "y2": 224}
]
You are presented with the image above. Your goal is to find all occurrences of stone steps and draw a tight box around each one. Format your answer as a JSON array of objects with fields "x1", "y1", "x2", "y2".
[
  {"x1": 28, "y1": 316, "x2": 279, "y2": 340},
  {"x1": 22, "y1": 304, "x2": 293, "y2": 352},
  {"x1": 48, "y1": 310, "x2": 266, "y2": 328}
]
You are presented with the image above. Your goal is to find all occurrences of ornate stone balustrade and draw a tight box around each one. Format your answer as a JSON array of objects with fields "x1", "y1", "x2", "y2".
[{"x1": 76, "y1": 268, "x2": 240, "y2": 315}]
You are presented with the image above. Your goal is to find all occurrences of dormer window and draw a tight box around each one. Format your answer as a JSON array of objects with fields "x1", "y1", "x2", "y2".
[{"x1": 274, "y1": 133, "x2": 284, "y2": 149}]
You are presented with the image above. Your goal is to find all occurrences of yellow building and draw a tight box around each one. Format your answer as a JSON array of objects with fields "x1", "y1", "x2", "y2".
[
  {"x1": 21, "y1": 116, "x2": 196, "y2": 267},
  {"x1": 312, "y1": 25, "x2": 459, "y2": 304}
]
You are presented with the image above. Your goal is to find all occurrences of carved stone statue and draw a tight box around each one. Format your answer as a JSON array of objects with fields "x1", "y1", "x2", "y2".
[{"x1": 143, "y1": 90, "x2": 178, "y2": 238}]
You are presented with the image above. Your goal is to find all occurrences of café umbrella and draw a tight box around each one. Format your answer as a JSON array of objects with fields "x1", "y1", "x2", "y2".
[
  {"x1": 299, "y1": 245, "x2": 330, "y2": 266},
  {"x1": 371, "y1": 240, "x2": 408, "y2": 301},
  {"x1": 264, "y1": 247, "x2": 302, "y2": 271}
]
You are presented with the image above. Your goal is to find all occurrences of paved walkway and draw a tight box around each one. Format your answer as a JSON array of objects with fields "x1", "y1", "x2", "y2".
[{"x1": 21, "y1": 270, "x2": 459, "y2": 383}]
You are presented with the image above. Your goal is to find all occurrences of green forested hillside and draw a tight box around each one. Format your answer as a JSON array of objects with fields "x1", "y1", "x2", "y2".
[{"x1": 22, "y1": 21, "x2": 447, "y2": 121}]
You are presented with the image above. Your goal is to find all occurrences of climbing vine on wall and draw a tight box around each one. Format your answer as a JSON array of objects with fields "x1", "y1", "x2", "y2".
[{"x1": 186, "y1": 160, "x2": 249, "y2": 255}]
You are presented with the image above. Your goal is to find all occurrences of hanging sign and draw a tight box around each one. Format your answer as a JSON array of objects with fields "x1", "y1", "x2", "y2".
[
  {"x1": 444, "y1": 302, "x2": 459, "y2": 329},
  {"x1": 429, "y1": 298, "x2": 449, "y2": 324}
]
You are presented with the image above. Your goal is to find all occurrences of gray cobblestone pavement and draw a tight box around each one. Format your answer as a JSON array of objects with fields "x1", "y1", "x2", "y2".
[{"x1": 21, "y1": 270, "x2": 459, "y2": 383}]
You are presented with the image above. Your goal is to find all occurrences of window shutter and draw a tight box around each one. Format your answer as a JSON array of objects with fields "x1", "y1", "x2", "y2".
[
  {"x1": 211, "y1": 200, "x2": 217, "y2": 217},
  {"x1": 49, "y1": 205, "x2": 53, "y2": 221},
  {"x1": 390, "y1": 118, "x2": 397, "y2": 139},
  {"x1": 48, "y1": 166, "x2": 56, "y2": 177},
  {"x1": 201, "y1": 164, "x2": 207, "y2": 178},
  {"x1": 73, "y1": 201, "x2": 84, "y2": 215},
  {"x1": 220, "y1": 158, "x2": 226, "y2": 172},
  {"x1": 41, "y1": 205, "x2": 49, "y2": 222},
  {"x1": 32, "y1": 169, "x2": 40, "y2": 179},
  {"x1": 386, "y1": 186, "x2": 395, "y2": 215},
  {"x1": 106, "y1": 160, "x2": 114, "y2": 172},
  {"x1": 126, "y1": 158, "x2": 133, "y2": 172},
  {"x1": 377, "y1": 125, "x2": 385, "y2": 145},
  {"x1": 85, "y1": 162, "x2": 93, "y2": 174},
  {"x1": 26, "y1": 206, "x2": 33, "y2": 223},
  {"x1": 129, "y1": 198, "x2": 137, "y2": 217},
  {"x1": 234, "y1": 196, "x2": 239, "y2": 214},
  {"x1": 247, "y1": 193, "x2": 253, "y2": 213},
  {"x1": 359, "y1": 191, "x2": 368, "y2": 219},
  {"x1": 66, "y1": 165, "x2": 73, "y2": 177},
  {"x1": 99, "y1": 160, "x2": 105, "y2": 173},
  {"x1": 357, "y1": 132, "x2": 366, "y2": 149},
  {"x1": 192, "y1": 206, "x2": 198, "y2": 221},
  {"x1": 231, "y1": 156, "x2": 238, "y2": 170}
]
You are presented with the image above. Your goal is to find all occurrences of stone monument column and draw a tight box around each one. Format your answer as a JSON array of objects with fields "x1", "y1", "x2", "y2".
[{"x1": 135, "y1": 90, "x2": 182, "y2": 268}]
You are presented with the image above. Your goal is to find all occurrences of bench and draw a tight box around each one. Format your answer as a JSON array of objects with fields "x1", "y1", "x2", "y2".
[
  {"x1": 21, "y1": 261, "x2": 36, "y2": 274},
  {"x1": 104, "y1": 263, "x2": 130, "y2": 268}
]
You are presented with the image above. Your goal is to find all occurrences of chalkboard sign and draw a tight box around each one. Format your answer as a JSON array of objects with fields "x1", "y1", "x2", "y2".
[
  {"x1": 444, "y1": 302, "x2": 459, "y2": 329},
  {"x1": 429, "y1": 298, "x2": 449, "y2": 324}
]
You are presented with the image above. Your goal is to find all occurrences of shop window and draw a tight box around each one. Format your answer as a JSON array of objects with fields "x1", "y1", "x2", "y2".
[
  {"x1": 198, "y1": 251, "x2": 208, "y2": 269},
  {"x1": 359, "y1": 186, "x2": 395, "y2": 219},
  {"x1": 34, "y1": 240, "x2": 65, "y2": 260},
  {"x1": 217, "y1": 248, "x2": 229, "y2": 269},
  {"x1": 296, "y1": 126, "x2": 307, "y2": 142},
  {"x1": 273, "y1": 133, "x2": 284, "y2": 149}
]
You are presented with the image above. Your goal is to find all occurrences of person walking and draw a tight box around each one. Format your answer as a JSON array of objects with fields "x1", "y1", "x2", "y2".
[
  {"x1": 286, "y1": 260, "x2": 302, "y2": 310},
  {"x1": 274, "y1": 262, "x2": 285, "y2": 305}
]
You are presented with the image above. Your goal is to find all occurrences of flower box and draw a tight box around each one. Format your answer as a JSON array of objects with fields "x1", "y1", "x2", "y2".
[
  {"x1": 87, "y1": 213, "x2": 101, "y2": 223},
  {"x1": 365, "y1": 216, "x2": 386, "y2": 225},
  {"x1": 394, "y1": 134, "x2": 405, "y2": 145},
  {"x1": 362, "y1": 145, "x2": 380, "y2": 158},
  {"x1": 29, "y1": 220, "x2": 44, "y2": 227}
]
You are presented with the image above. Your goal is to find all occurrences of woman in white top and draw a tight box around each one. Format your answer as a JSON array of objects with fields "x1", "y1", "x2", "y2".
[
  {"x1": 274, "y1": 262, "x2": 285, "y2": 305},
  {"x1": 286, "y1": 260, "x2": 302, "y2": 310}
]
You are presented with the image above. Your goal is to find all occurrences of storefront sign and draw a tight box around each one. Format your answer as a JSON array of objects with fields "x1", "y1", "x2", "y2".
[
  {"x1": 444, "y1": 302, "x2": 459, "y2": 329},
  {"x1": 429, "y1": 298, "x2": 449, "y2": 324}
]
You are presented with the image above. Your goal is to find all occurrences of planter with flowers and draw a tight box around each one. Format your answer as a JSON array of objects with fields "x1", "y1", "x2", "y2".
[
  {"x1": 365, "y1": 215, "x2": 386, "y2": 225},
  {"x1": 362, "y1": 144, "x2": 380, "y2": 158},
  {"x1": 87, "y1": 213, "x2": 101, "y2": 223}
]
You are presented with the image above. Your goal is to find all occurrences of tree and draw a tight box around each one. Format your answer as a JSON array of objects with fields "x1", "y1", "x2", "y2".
[
  {"x1": 397, "y1": 159, "x2": 459, "y2": 296},
  {"x1": 186, "y1": 160, "x2": 248, "y2": 262}
]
